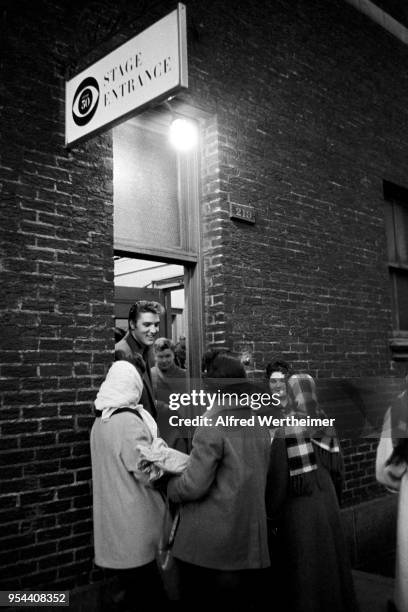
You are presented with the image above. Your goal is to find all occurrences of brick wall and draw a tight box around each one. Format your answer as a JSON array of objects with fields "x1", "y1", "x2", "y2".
[
  {"x1": 342, "y1": 439, "x2": 381, "y2": 506},
  {"x1": 194, "y1": 0, "x2": 408, "y2": 506},
  {"x1": 2, "y1": 0, "x2": 408, "y2": 591},
  {"x1": 189, "y1": 0, "x2": 407, "y2": 380},
  {"x1": 1, "y1": 1, "x2": 114, "y2": 589},
  {"x1": 201, "y1": 116, "x2": 231, "y2": 347}
]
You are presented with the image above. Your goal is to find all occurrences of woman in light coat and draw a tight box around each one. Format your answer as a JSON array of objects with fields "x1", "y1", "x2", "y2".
[
  {"x1": 90, "y1": 360, "x2": 166, "y2": 608},
  {"x1": 376, "y1": 388, "x2": 408, "y2": 612}
]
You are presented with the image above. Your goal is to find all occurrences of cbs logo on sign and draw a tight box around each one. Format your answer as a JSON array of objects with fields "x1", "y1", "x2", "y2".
[{"x1": 72, "y1": 77, "x2": 100, "y2": 126}]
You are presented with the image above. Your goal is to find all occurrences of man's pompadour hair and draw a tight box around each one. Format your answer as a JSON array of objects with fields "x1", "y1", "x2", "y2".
[{"x1": 128, "y1": 300, "x2": 164, "y2": 326}]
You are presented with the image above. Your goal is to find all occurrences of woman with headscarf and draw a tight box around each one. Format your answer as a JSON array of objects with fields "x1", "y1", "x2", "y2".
[
  {"x1": 167, "y1": 353, "x2": 271, "y2": 607},
  {"x1": 90, "y1": 360, "x2": 166, "y2": 608},
  {"x1": 376, "y1": 385, "x2": 408, "y2": 612},
  {"x1": 266, "y1": 367, "x2": 358, "y2": 612}
]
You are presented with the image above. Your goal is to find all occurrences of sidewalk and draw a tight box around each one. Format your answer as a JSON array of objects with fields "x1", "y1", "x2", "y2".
[
  {"x1": 353, "y1": 570, "x2": 394, "y2": 612},
  {"x1": 68, "y1": 571, "x2": 395, "y2": 612},
  {"x1": 17, "y1": 570, "x2": 395, "y2": 612}
]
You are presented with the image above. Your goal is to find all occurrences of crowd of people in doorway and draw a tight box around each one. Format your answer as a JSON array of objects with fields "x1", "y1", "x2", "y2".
[{"x1": 90, "y1": 300, "x2": 408, "y2": 612}]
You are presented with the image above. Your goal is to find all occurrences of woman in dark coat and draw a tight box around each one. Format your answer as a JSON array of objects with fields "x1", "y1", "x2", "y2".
[
  {"x1": 167, "y1": 353, "x2": 271, "y2": 607},
  {"x1": 266, "y1": 366, "x2": 358, "y2": 612}
]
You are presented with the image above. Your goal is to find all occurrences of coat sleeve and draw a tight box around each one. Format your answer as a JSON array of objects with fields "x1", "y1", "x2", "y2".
[
  {"x1": 119, "y1": 417, "x2": 155, "y2": 487},
  {"x1": 167, "y1": 425, "x2": 223, "y2": 502}
]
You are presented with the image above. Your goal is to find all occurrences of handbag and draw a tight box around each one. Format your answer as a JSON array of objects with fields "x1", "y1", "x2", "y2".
[{"x1": 156, "y1": 502, "x2": 180, "y2": 600}]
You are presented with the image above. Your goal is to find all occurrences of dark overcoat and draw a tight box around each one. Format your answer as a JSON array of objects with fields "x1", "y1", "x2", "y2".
[{"x1": 167, "y1": 404, "x2": 271, "y2": 570}]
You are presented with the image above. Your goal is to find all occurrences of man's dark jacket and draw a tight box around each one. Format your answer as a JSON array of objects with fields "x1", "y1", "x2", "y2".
[{"x1": 114, "y1": 332, "x2": 157, "y2": 420}]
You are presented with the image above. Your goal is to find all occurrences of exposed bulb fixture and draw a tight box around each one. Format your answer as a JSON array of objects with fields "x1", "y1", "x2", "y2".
[{"x1": 169, "y1": 117, "x2": 198, "y2": 152}]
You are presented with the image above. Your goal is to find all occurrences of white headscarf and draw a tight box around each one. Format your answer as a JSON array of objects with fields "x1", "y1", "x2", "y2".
[{"x1": 94, "y1": 361, "x2": 157, "y2": 437}]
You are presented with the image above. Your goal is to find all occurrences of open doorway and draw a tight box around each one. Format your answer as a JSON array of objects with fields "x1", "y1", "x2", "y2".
[
  {"x1": 113, "y1": 108, "x2": 203, "y2": 377},
  {"x1": 114, "y1": 256, "x2": 186, "y2": 367}
]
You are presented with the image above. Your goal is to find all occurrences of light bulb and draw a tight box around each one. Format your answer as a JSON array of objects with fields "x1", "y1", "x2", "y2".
[{"x1": 169, "y1": 118, "x2": 198, "y2": 152}]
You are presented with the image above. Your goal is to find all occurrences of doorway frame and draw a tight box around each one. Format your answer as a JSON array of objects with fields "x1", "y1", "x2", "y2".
[{"x1": 113, "y1": 107, "x2": 204, "y2": 379}]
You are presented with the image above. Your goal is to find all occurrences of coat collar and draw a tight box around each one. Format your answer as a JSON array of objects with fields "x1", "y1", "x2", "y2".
[{"x1": 126, "y1": 331, "x2": 149, "y2": 359}]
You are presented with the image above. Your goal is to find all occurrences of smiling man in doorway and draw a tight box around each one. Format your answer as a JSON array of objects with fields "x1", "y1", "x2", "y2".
[{"x1": 114, "y1": 300, "x2": 164, "y2": 420}]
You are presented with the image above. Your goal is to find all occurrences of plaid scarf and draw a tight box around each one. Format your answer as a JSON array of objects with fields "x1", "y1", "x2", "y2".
[
  {"x1": 285, "y1": 435, "x2": 317, "y2": 477},
  {"x1": 284, "y1": 374, "x2": 341, "y2": 495}
]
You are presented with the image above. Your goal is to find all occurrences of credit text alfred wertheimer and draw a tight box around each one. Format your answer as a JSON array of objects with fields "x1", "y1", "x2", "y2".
[{"x1": 167, "y1": 390, "x2": 335, "y2": 428}]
